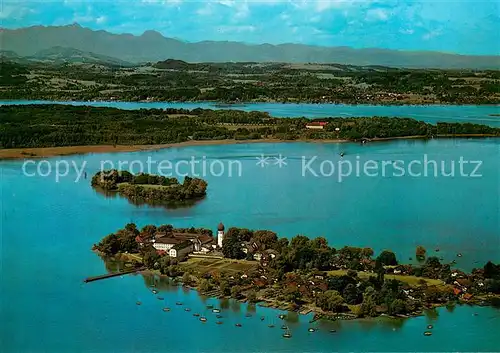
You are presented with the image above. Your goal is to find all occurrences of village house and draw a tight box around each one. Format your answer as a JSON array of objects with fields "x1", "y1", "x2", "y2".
[
  {"x1": 169, "y1": 241, "x2": 194, "y2": 259},
  {"x1": 136, "y1": 224, "x2": 221, "y2": 258},
  {"x1": 305, "y1": 121, "x2": 328, "y2": 130}
]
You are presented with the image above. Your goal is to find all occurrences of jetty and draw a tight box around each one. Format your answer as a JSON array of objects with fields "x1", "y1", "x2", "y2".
[{"x1": 83, "y1": 267, "x2": 146, "y2": 283}]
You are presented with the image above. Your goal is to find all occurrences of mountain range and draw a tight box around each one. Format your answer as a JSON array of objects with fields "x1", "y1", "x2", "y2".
[{"x1": 1, "y1": 24, "x2": 499, "y2": 69}]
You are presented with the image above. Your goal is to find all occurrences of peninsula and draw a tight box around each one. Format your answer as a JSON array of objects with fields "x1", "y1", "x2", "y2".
[
  {"x1": 91, "y1": 170, "x2": 207, "y2": 204},
  {"x1": 1, "y1": 104, "x2": 499, "y2": 159},
  {"x1": 93, "y1": 223, "x2": 500, "y2": 322}
]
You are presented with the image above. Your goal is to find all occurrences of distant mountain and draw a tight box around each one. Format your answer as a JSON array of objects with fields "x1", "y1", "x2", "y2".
[
  {"x1": 1, "y1": 24, "x2": 499, "y2": 69},
  {"x1": 27, "y1": 46, "x2": 132, "y2": 66}
]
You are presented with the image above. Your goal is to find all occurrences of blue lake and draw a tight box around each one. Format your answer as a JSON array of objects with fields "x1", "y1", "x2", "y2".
[
  {"x1": 1, "y1": 101, "x2": 499, "y2": 352},
  {"x1": 1, "y1": 100, "x2": 499, "y2": 126}
]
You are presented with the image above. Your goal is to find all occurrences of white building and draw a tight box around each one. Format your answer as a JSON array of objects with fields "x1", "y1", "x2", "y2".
[{"x1": 217, "y1": 222, "x2": 225, "y2": 248}]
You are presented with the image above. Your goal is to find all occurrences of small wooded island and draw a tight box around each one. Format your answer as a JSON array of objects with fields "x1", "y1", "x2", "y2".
[
  {"x1": 93, "y1": 223, "x2": 500, "y2": 321},
  {"x1": 91, "y1": 170, "x2": 207, "y2": 204}
]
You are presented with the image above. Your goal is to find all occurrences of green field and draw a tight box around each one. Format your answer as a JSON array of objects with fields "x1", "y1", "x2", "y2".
[
  {"x1": 327, "y1": 269, "x2": 445, "y2": 287},
  {"x1": 181, "y1": 257, "x2": 258, "y2": 275}
]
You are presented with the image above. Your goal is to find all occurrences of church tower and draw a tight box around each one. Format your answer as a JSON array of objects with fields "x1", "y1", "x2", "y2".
[{"x1": 217, "y1": 222, "x2": 225, "y2": 248}]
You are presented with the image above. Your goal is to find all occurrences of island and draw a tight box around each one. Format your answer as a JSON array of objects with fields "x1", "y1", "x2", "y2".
[
  {"x1": 92, "y1": 222, "x2": 500, "y2": 322},
  {"x1": 91, "y1": 170, "x2": 207, "y2": 205},
  {"x1": 1, "y1": 104, "x2": 499, "y2": 159}
]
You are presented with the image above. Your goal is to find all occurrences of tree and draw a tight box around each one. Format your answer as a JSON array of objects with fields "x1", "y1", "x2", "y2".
[
  {"x1": 141, "y1": 248, "x2": 159, "y2": 269},
  {"x1": 376, "y1": 250, "x2": 398, "y2": 266},
  {"x1": 316, "y1": 290, "x2": 345, "y2": 312},
  {"x1": 182, "y1": 272, "x2": 192, "y2": 285},
  {"x1": 231, "y1": 285, "x2": 242, "y2": 298},
  {"x1": 343, "y1": 283, "x2": 361, "y2": 305},
  {"x1": 416, "y1": 245, "x2": 426, "y2": 260},
  {"x1": 219, "y1": 278, "x2": 231, "y2": 296},
  {"x1": 360, "y1": 286, "x2": 378, "y2": 317},
  {"x1": 246, "y1": 290, "x2": 257, "y2": 303},
  {"x1": 222, "y1": 234, "x2": 245, "y2": 259},
  {"x1": 389, "y1": 299, "x2": 408, "y2": 315},
  {"x1": 253, "y1": 230, "x2": 278, "y2": 249},
  {"x1": 198, "y1": 279, "x2": 212, "y2": 293}
]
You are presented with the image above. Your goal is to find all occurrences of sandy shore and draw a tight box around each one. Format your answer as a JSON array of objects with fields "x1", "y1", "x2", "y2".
[
  {"x1": 0, "y1": 139, "x2": 293, "y2": 160},
  {"x1": 0, "y1": 134, "x2": 497, "y2": 160}
]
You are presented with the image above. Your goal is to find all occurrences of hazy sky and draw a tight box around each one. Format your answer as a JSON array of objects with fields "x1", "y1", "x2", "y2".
[{"x1": 2, "y1": 0, "x2": 499, "y2": 55}]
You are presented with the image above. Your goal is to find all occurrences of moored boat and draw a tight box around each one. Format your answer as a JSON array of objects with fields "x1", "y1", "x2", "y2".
[
  {"x1": 308, "y1": 328, "x2": 316, "y2": 332},
  {"x1": 193, "y1": 313, "x2": 200, "y2": 317},
  {"x1": 200, "y1": 317, "x2": 207, "y2": 322},
  {"x1": 162, "y1": 307, "x2": 170, "y2": 312},
  {"x1": 282, "y1": 329, "x2": 292, "y2": 338},
  {"x1": 235, "y1": 323, "x2": 242, "y2": 327},
  {"x1": 212, "y1": 309, "x2": 220, "y2": 313},
  {"x1": 216, "y1": 321, "x2": 223, "y2": 325},
  {"x1": 136, "y1": 301, "x2": 142, "y2": 305},
  {"x1": 424, "y1": 331, "x2": 432, "y2": 336}
]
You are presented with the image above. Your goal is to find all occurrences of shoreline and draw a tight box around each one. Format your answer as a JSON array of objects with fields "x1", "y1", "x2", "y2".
[
  {"x1": 1, "y1": 134, "x2": 498, "y2": 160},
  {"x1": 110, "y1": 254, "x2": 499, "y2": 324},
  {"x1": 1, "y1": 99, "x2": 499, "y2": 107}
]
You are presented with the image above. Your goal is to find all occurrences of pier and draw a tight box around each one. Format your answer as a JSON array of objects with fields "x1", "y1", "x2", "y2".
[{"x1": 83, "y1": 267, "x2": 146, "y2": 283}]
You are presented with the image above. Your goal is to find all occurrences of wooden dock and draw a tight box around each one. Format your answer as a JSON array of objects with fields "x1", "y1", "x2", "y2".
[{"x1": 83, "y1": 267, "x2": 146, "y2": 283}]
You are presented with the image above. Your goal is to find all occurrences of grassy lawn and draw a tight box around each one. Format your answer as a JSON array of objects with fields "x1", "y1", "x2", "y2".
[
  {"x1": 181, "y1": 257, "x2": 258, "y2": 275},
  {"x1": 327, "y1": 270, "x2": 444, "y2": 287}
]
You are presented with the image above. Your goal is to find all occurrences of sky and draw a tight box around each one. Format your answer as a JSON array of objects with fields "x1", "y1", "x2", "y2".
[{"x1": 1, "y1": 0, "x2": 499, "y2": 55}]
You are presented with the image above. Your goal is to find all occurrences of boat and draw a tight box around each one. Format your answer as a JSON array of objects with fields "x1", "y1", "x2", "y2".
[
  {"x1": 206, "y1": 305, "x2": 214, "y2": 309},
  {"x1": 340, "y1": 152, "x2": 345, "y2": 157},
  {"x1": 282, "y1": 330, "x2": 292, "y2": 338},
  {"x1": 308, "y1": 328, "x2": 316, "y2": 332},
  {"x1": 330, "y1": 329, "x2": 336, "y2": 333},
  {"x1": 176, "y1": 302, "x2": 183, "y2": 305},
  {"x1": 278, "y1": 314, "x2": 285, "y2": 320},
  {"x1": 152, "y1": 289, "x2": 158, "y2": 294},
  {"x1": 216, "y1": 314, "x2": 223, "y2": 319},
  {"x1": 427, "y1": 324, "x2": 433, "y2": 329},
  {"x1": 435, "y1": 248, "x2": 440, "y2": 252},
  {"x1": 212, "y1": 309, "x2": 221, "y2": 313},
  {"x1": 184, "y1": 308, "x2": 191, "y2": 312},
  {"x1": 268, "y1": 324, "x2": 275, "y2": 328},
  {"x1": 200, "y1": 317, "x2": 207, "y2": 322},
  {"x1": 457, "y1": 253, "x2": 463, "y2": 257},
  {"x1": 216, "y1": 321, "x2": 223, "y2": 325},
  {"x1": 162, "y1": 307, "x2": 170, "y2": 312},
  {"x1": 136, "y1": 301, "x2": 142, "y2": 305},
  {"x1": 260, "y1": 316, "x2": 265, "y2": 321},
  {"x1": 193, "y1": 313, "x2": 200, "y2": 317},
  {"x1": 424, "y1": 331, "x2": 432, "y2": 336},
  {"x1": 235, "y1": 323, "x2": 242, "y2": 327},
  {"x1": 245, "y1": 313, "x2": 252, "y2": 317},
  {"x1": 157, "y1": 297, "x2": 164, "y2": 300},
  {"x1": 281, "y1": 325, "x2": 288, "y2": 330}
]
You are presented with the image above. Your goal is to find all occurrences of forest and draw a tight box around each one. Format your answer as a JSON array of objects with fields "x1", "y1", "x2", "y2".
[{"x1": 1, "y1": 104, "x2": 499, "y2": 149}]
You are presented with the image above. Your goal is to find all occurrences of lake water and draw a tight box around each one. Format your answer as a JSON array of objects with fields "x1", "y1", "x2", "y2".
[
  {"x1": 1, "y1": 137, "x2": 499, "y2": 352},
  {"x1": 1, "y1": 101, "x2": 500, "y2": 352},
  {"x1": 1, "y1": 100, "x2": 499, "y2": 126}
]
